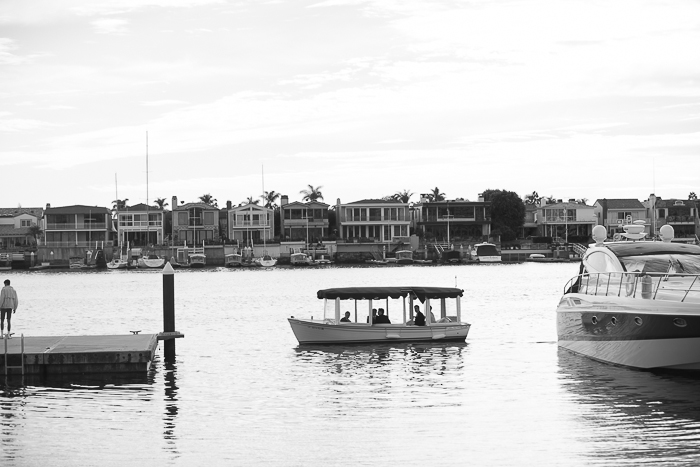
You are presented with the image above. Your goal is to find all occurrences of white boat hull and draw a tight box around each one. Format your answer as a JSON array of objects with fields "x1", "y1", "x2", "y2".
[
  {"x1": 557, "y1": 293, "x2": 700, "y2": 370},
  {"x1": 288, "y1": 318, "x2": 471, "y2": 344},
  {"x1": 138, "y1": 257, "x2": 165, "y2": 268},
  {"x1": 106, "y1": 259, "x2": 129, "y2": 270}
]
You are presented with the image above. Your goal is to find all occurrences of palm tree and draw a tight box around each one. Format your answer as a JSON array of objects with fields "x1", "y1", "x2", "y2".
[
  {"x1": 524, "y1": 191, "x2": 541, "y2": 205},
  {"x1": 689, "y1": 192, "x2": 697, "y2": 200},
  {"x1": 199, "y1": 193, "x2": 218, "y2": 207},
  {"x1": 241, "y1": 196, "x2": 260, "y2": 206},
  {"x1": 154, "y1": 197, "x2": 169, "y2": 209},
  {"x1": 264, "y1": 190, "x2": 281, "y2": 209},
  {"x1": 394, "y1": 189, "x2": 414, "y2": 203},
  {"x1": 300, "y1": 185, "x2": 324, "y2": 202},
  {"x1": 428, "y1": 187, "x2": 445, "y2": 202},
  {"x1": 28, "y1": 224, "x2": 43, "y2": 244},
  {"x1": 112, "y1": 198, "x2": 129, "y2": 211}
]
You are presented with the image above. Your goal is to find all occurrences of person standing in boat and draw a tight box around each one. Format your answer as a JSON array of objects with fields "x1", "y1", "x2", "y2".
[
  {"x1": 413, "y1": 305, "x2": 426, "y2": 326},
  {"x1": 0, "y1": 279, "x2": 18, "y2": 337},
  {"x1": 374, "y1": 308, "x2": 391, "y2": 324}
]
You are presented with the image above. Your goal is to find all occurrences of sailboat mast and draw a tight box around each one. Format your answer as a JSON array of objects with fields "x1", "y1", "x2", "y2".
[{"x1": 146, "y1": 131, "x2": 149, "y2": 245}]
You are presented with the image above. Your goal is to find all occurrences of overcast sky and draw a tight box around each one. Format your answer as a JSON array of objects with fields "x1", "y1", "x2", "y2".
[{"x1": 2, "y1": 0, "x2": 699, "y2": 210}]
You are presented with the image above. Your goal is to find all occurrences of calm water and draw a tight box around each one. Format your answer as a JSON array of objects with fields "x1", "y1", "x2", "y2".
[{"x1": 2, "y1": 263, "x2": 700, "y2": 466}]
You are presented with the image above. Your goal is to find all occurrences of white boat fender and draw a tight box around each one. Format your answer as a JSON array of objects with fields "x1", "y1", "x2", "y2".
[{"x1": 625, "y1": 274, "x2": 636, "y2": 297}]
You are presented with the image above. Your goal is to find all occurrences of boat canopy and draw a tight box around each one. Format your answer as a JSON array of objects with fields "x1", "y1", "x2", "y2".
[
  {"x1": 317, "y1": 287, "x2": 463, "y2": 301},
  {"x1": 605, "y1": 242, "x2": 700, "y2": 258}
]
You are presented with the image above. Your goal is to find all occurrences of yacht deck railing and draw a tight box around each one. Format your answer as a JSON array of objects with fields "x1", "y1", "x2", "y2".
[{"x1": 565, "y1": 272, "x2": 700, "y2": 302}]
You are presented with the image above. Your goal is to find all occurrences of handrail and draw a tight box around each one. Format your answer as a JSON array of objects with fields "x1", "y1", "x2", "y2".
[{"x1": 565, "y1": 272, "x2": 700, "y2": 302}]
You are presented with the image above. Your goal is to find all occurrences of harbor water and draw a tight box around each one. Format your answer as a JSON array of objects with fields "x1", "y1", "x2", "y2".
[{"x1": 2, "y1": 263, "x2": 700, "y2": 466}]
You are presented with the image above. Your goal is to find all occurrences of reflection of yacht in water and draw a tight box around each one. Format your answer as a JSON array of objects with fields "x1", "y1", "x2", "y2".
[
  {"x1": 557, "y1": 223, "x2": 700, "y2": 370},
  {"x1": 558, "y1": 348, "x2": 700, "y2": 463}
]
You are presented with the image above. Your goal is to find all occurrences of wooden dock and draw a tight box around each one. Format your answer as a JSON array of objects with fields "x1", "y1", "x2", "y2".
[{"x1": 1, "y1": 334, "x2": 159, "y2": 376}]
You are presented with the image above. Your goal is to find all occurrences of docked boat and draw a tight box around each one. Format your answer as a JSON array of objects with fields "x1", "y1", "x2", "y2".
[
  {"x1": 557, "y1": 223, "x2": 700, "y2": 370},
  {"x1": 288, "y1": 286, "x2": 471, "y2": 344},
  {"x1": 441, "y1": 250, "x2": 462, "y2": 264},
  {"x1": 290, "y1": 248, "x2": 312, "y2": 266},
  {"x1": 188, "y1": 250, "x2": 206, "y2": 268},
  {"x1": 256, "y1": 251, "x2": 277, "y2": 268},
  {"x1": 225, "y1": 249, "x2": 243, "y2": 267},
  {"x1": 395, "y1": 250, "x2": 414, "y2": 264},
  {"x1": 0, "y1": 253, "x2": 11, "y2": 271},
  {"x1": 471, "y1": 242, "x2": 501, "y2": 262},
  {"x1": 106, "y1": 257, "x2": 130, "y2": 270},
  {"x1": 137, "y1": 249, "x2": 165, "y2": 268}
]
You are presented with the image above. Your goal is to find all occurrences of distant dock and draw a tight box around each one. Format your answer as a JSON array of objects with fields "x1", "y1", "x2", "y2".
[{"x1": 1, "y1": 334, "x2": 159, "y2": 376}]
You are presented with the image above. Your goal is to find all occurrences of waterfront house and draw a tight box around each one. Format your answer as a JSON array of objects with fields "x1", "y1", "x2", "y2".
[
  {"x1": 171, "y1": 196, "x2": 220, "y2": 245},
  {"x1": 646, "y1": 194, "x2": 698, "y2": 241},
  {"x1": 537, "y1": 199, "x2": 596, "y2": 242},
  {"x1": 593, "y1": 198, "x2": 649, "y2": 239},
  {"x1": 336, "y1": 198, "x2": 410, "y2": 245},
  {"x1": 43, "y1": 204, "x2": 113, "y2": 247},
  {"x1": 0, "y1": 207, "x2": 43, "y2": 249},
  {"x1": 279, "y1": 196, "x2": 329, "y2": 243},
  {"x1": 115, "y1": 203, "x2": 165, "y2": 246},
  {"x1": 227, "y1": 202, "x2": 274, "y2": 245},
  {"x1": 418, "y1": 195, "x2": 493, "y2": 244}
]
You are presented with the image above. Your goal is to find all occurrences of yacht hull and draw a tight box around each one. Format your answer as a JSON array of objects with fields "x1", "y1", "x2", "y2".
[{"x1": 557, "y1": 293, "x2": 700, "y2": 370}]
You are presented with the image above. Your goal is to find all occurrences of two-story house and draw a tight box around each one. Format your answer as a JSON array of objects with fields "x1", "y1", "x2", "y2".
[
  {"x1": 335, "y1": 198, "x2": 410, "y2": 245},
  {"x1": 593, "y1": 198, "x2": 649, "y2": 238},
  {"x1": 279, "y1": 196, "x2": 329, "y2": 243},
  {"x1": 115, "y1": 203, "x2": 165, "y2": 247},
  {"x1": 646, "y1": 194, "x2": 698, "y2": 240},
  {"x1": 418, "y1": 196, "x2": 492, "y2": 244},
  {"x1": 171, "y1": 196, "x2": 220, "y2": 245},
  {"x1": 227, "y1": 203, "x2": 275, "y2": 245},
  {"x1": 0, "y1": 207, "x2": 43, "y2": 249},
  {"x1": 43, "y1": 204, "x2": 113, "y2": 247},
  {"x1": 537, "y1": 199, "x2": 596, "y2": 243}
]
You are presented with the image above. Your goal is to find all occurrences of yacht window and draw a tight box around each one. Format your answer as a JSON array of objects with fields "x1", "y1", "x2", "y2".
[
  {"x1": 620, "y1": 254, "x2": 700, "y2": 275},
  {"x1": 585, "y1": 251, "x2": 619, "y2": 273}
]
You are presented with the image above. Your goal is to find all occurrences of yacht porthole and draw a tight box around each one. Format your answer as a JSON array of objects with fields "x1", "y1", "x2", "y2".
[
  {"x1": 591, "y1": 316, "x2": 598, "y2": 325},
  {"x1": 611, "y1": 317, "x2": 617, "y2": 325},
  {"x1": 634, "y1": 317, "x2": 643, "y2": 326},
  {"x1": 673, "y1": 318, "x2": 687, "y2": 328}
]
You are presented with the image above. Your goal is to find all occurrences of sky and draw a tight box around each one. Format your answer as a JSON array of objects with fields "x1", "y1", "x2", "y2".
[{"x1": 1, "y1": 0, "x2": 699, "y2": 210}]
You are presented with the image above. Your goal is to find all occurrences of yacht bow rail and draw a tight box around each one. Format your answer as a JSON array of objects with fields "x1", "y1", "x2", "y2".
[{"x1": 565, "y1": 272, "x2": 700, "y2": 302}]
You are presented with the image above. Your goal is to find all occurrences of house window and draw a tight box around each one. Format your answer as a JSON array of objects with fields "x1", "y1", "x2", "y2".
[
  {"x1": 21, "y1": 219, "x2": 32, "y2": 227},
  {"x1": 204, "y1": 211, "x2": 214, "y2": 225},
  {"x1": 178, "y1": 212, "x2": 188, "y2": 226},
  {"x1": 617, "y1": 211, "x2": 632, "y2": 221}
]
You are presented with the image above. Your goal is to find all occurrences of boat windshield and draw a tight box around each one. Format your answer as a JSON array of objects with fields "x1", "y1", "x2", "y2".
[
  {"x1": 476, "y1": 245, "x2": 499, "y2": 256},
  {"x1": 620, "y1": 254, "x2": 700, "y2": 275}
]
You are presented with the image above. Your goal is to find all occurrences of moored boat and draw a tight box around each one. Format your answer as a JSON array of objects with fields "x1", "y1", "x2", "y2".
[
  {"x1": 395, "y1": 250, "x2": 414, "y2": 264},
  {"x1": 290, "y1": 248, "x2": 312, "y2": 266},
  {"x1": 225, "y1": 249, "x2": 243, "y2": 267},
  {"x1": 256, "y1": 251, "x2": 277, "y2": 268},
  {"x1": 471, "y1": 242, "x2": 501, "y2": 262},
  {"x1": 557, "y1": 223, "x2": 700, "y2": 370},
  {"x1": 288, "y1": 286, "x2": 471, "y2": 344}
]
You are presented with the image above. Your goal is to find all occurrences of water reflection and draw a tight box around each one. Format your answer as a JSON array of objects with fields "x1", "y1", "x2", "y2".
[
  {"x1": 292, "y1": 343, "x2": 469, "y2": 410},
  {"x1": 162, "y1": 362, "x2": 180, "y2": 458},
  {"x1": 558, "y1": 349, "x2": 700, "y2": 466}
]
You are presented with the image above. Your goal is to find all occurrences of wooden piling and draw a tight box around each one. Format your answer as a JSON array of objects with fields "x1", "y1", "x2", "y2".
[{"x1": 162, "y1": 261, "x2": 176, "y2": 362}]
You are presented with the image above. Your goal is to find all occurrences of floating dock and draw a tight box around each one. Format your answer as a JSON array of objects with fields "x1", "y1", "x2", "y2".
[{"x1": 1, "y1": 334, "x2": 159, "y2": 376}]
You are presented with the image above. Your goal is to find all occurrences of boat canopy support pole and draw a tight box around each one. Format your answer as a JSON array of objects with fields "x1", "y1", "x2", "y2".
[
  {"x1": 456, "y1": 296, "x2": 461, "y2": 322},
  {"x1": 323, "y1": 298, "x2": 327, "y2": 321},
  {"x1": 368, "y1": 299, "x2": 373, "y2": 325},
  {"x1": 402, "y1": 297, "x2": 406, "y2": 324},
  {"x1": 425, "y1": 298, "x2": 431, "y2": 325},
  {"x1": 440, "y1": 298, "x2": 446, "y2": 319},
  {"x1": 335, "y1": 298, "x2": 340, "y2": 324},
  {"x1": 354, "y1": 300, "x2": 357, "y2": 323}
]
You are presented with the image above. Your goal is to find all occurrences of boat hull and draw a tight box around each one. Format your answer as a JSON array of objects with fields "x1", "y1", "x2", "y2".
[
  {"x1": 288, "y1": 318, "x2": 471, "y2": 344},
  {"x1": 138, "y1": 258, "x2": 165, "y2": 268},
  {"x1": 557, "y1": 293, "x2": 700, "y2": 370}
]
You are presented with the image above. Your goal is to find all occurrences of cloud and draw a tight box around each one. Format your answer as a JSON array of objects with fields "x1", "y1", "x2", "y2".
[
  {"x1": 140, "y1": 99, "x2": 189, "y2": 107},
  {"x1": 0, "y1": 38, "x2": 29, "y2": 65},
  {"x1": 91, "y1": 17, "x2": 129, "y2": 34}
]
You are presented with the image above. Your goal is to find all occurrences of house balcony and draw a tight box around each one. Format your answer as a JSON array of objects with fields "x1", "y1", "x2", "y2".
[
  {"x1": 664, "y1": 215, "x2": 696, "y2": 224},
  {"x1": 46, "y1": 223, "x2": 108, "y2": 230}
]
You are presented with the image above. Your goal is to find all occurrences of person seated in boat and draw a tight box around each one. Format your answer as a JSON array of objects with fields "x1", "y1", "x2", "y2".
[
  {"x1": 340, "y1": 311, "x2": 351, "y2": 323},
  {"x1": 366, "y1": 308, "x2": 377, "y2": 323},
  {"x1": 429, "y1": 306, "x2": 436, "y2": 323},
  {"x1": 374, "y1": 308, "x2": 391, "y2": 324},
  {"x1": 413, "y1": 305, "x2": 426, "y2": 326}
]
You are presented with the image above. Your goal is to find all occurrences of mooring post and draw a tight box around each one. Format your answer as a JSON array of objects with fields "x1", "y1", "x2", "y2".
[{"x1": 163, "y1": 261, "x2": 176, "y2": 362}]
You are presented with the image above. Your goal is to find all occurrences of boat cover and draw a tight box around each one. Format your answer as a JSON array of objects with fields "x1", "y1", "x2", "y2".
[
  {"x1": 317, "y1": 287, "x2": 463, "y2": 301},
  {"x1": 606, "y1": 242, "x2": 700, "y2": 258}
]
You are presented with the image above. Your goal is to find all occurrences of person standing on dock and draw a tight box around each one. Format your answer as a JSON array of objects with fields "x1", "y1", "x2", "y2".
[{"x1": 0, "y1": 279, "x2": 18, "y2": 337}]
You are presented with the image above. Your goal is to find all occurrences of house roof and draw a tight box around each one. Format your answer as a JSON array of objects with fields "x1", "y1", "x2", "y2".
[
  {"x1": 542, "y1": 202, "x2": 593, "y2": 209},
  {"x1": 44, "y1": 205, "x2": 111, "y2": 215},
  {"x1": 595, "y1": 199, "x2": 645, "y2": 209},
  {"x1": 655, "y1": 199, "x2": 697, "y2": 208},
  {"x1": 0, "y1": 207, "x2": 44, "y2": 218},
  {"x1": 122, "y1": 203, "x2": 163, "y2": 212},
  {"x1": 345, "y1": 199, "x2": 405, "y2": 205},
  {"x1": 282, "y1": 201, "x2": 329, "y2": 208},
  {"x1": 173, "y1": 202, "x2": 218, "y2": 210},
  {"x1": 0, "y1": 225, "x2": 30, "y2": 237},
  {"x1": 229, "y1": 203, "x2": 272, "y2": 212}
]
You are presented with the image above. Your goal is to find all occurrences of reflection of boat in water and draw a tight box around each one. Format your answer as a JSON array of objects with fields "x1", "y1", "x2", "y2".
[
  {"x1": 471, "y1": 243, "x2": 501, "y2": 262},
  {"x1": 557, "y1": 347, "x2": 700, "y2": 463},
  {"x1": 557, "y1": 223, "x2": 700, "y2": 370},
  {"x1": 288, "y1": 286, "x2": 471, "y2": 344}
]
